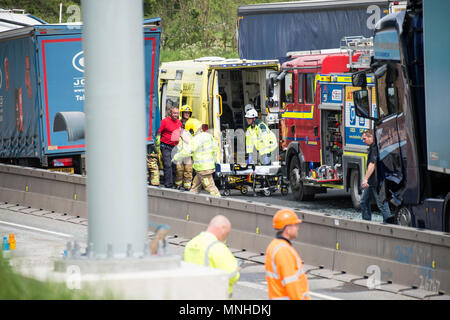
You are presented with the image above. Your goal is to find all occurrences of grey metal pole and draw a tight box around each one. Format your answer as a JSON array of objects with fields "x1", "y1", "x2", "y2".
[{"x1": 81, "y1": 0, "x2": 147, "y2": 259}]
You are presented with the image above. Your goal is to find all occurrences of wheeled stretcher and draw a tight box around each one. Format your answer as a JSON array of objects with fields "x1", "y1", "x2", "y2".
[{"x1": 215, "y1": 163, "x2": 289, "y2": 197}]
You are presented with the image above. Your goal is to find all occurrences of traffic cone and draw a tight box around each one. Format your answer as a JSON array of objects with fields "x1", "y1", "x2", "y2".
[
  {"x1": 2, "y1": 236, "x2": 9, "y2": 251},
  {"x1": 9, "y1": 234, "x2": 16, "y2": 250}
]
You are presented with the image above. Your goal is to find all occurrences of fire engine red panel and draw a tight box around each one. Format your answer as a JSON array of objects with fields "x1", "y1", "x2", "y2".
[
  {"x1": 281, "y1": 52, "x2": 360, "y2": 165},
  {"x1": 321, "y1": 53, "x2": 361, "y2": 74}
]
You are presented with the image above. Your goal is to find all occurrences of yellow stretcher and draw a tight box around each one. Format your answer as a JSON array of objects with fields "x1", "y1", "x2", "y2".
[{"x1": 215, "y1": 163, "x2": 289, "y2": 197}]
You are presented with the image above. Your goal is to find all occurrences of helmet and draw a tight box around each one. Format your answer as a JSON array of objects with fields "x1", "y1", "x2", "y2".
[
  {"x1": 185, "y1": 118, "x2": 202, "y2": 135},
  {"x1": 180, "y1": 104, "x2": 193, "y2": 113},
  {"x1": 244, "y1": 104, "x2": 255, "y2": 113},
  {"x1": 273, "y1": 209, "x2": 302, "y2": 230},
  {"x1": 245, "y1": 109, "x2": 258, "y2": 119}
]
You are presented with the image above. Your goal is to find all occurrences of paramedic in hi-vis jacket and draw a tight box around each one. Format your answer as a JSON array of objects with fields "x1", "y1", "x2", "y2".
[
  {"x1": 244, "y1": 105, "x2": 278, "y2": 165},
  {"x1": 173, "y1": 118, "x2": 221, "y2": 197}
]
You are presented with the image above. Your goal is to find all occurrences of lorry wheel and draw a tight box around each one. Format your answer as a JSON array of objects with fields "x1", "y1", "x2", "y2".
[
  {"x1": 350, "y1": 169, "x2": 361, "y2": 210},
  {"x1": 223, "y1": 189, "x2": 231, "y2": 197},
  {"x1": 396, "y1": 206, "x2": 412, "y2": 227},
  {"x1": 289, "y1": 157, "x2": 314, "y2": 201}
]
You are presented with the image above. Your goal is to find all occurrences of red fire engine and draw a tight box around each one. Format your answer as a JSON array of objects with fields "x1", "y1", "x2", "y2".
[{"x1": 267, "y1": 37, "x2": 375, "y2": 209}]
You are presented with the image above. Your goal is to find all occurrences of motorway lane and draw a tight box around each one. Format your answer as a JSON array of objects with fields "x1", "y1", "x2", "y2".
[
  {"x1": 223, "y1": 187, "x2": 385, "y2": 222},
  {"x1": 0, "y1": 206, "x2": 416, "y2": 300},
  {"x1": 233, "y1": 262, "x2": 416, "y2": 300}
]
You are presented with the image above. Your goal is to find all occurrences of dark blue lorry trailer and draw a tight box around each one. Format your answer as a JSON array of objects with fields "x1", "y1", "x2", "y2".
[
  {"x1": 237, "y1": 0, "x2": 391, "y2": 60},
  {"x1": 352, "y1": 0, "x2": 450, "y2": 231},
  {"x1": 0, "y1": 14, "x2": 161, "y2": 174}
]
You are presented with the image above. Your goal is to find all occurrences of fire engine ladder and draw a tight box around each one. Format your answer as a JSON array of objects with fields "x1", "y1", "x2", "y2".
[{"x1": 340, "y1": 36, "x2": 373, "y2": 70}]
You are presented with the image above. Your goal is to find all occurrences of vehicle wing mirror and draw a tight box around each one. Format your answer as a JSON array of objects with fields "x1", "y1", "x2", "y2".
[
  {"x1": 276, "y1": 70, "x2": 287, "y2": 82},
  {"x1": 353, "y1": 89, "x2": 370, "y2": 118},
  {"x1": 266, "y1": 76, "x2": 274, "y2": 98},
  {"x1": 352, "y1": 71, "x2": 367, "y2": 88},
  {"x1": 375, "y1": 64, "x2": 388, "y2": 79}
]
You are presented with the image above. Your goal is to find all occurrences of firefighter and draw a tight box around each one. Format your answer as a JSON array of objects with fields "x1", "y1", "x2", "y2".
[
  {"x1": 173, "y1": 118, "x2": 220, "y2": 197},
  {"x1": 184, "y1": 215, "x2": 240, "y2": 299},
  {"x1": 147, "y1": 136, "x2": 160, "y2": 186},
  {"x1": 265, "y1": 208, "x2": 310, "y2": 300},
  {"x1": 174, "y1": 105, "x2": 194, "y2": 190},
  {"x1": 244, "y1": 107, "x2": 278, "y2": 165}
]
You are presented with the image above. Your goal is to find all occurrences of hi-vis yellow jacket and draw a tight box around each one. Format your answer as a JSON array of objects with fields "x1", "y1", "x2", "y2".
[
  {"x1": 246, "y1": 119, "x2": 278, "y2": 155},
  {"x1": 265, "y1": 237, "x2": 310, "y2": 300},
  {"x1": 184, "y1": 231, "x2": 240, "y2": 298},
  {"x1": 174, "y1": 129, "x2": 193, "y2": 164},
  {"x1": 174, "y1": 131, "x2": 218, "y2": 171}
]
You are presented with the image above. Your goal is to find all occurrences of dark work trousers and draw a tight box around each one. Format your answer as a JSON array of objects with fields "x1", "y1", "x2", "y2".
[
  {"x1": 161, "y1": 143, "x2": 177, "y2": 188},
  {"x1": 361, "y1": 186, "x2": 393, "y2": 222}
]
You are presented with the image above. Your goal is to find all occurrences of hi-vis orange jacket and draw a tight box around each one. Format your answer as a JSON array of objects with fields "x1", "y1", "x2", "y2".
[{"x1": 265, "y1": 237, "x2": 310, "y2": 300}]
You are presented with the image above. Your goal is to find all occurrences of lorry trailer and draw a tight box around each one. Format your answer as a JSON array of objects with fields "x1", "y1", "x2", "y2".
[
  {"x1": 0, "y1": 11, "x2": 161, "y2": 174},
  {"x1": 237, "y1": 0, "x2": 390, "y2": 60}
]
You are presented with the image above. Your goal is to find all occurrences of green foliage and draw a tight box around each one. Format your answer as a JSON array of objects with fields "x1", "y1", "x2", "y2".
[
  {"x1": 0, "y1": 0, "x2": 297, "y2": 61},
  {"x1": 0, "y1": 253, "x2": 97, "y2": 300},
  {"x1": 160, "y1": 44, "x2": 239, "y2": 63},
  {"x1": 145, "y1": 0, "x2": 288, "y2": 60},
  {"x1": 0, "y1": 0, "x2": 81, "y2": 23}
]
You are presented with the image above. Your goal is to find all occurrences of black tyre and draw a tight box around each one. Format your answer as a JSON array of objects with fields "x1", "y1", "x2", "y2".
[
  {"x1": 289, "y1": 156, "x2": 314, "y2": 201},
  {"x1": 223, "y1": 189, "x2": 231, "y2": 197},
  {"x1": 240, "y1": 185, "x2": 248, "y2": 195},
  {"x1": 350, "y1": 169, "x2": 362, "y2": 210},
  {"x1": 263, "y1": 188, "x2": 271, "y2": 197},
  {"x1": 396, "y1": 206, "x2": 412, "y2": 227}
]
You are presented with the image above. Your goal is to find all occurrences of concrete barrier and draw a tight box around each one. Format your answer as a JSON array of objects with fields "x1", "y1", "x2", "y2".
[{"x1": 1, "y1": 163, "x2": 450, "y2": 295}]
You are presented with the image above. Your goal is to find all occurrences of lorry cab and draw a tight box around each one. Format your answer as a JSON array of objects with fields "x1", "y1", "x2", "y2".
[
  {"x1": 353, "y1": 1, "x2": 450, "y2": 231},
  {"x1": 268, "y1": 43, "x2": 375, "y2": 208},
  {"x1": 158, "y1": 57, "x2": 279, "y2": 163}
]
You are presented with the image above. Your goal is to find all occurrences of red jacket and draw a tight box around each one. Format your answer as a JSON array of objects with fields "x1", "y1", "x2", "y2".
[{"x1": 158, "y1": 116, "x2": 182, "y2": 146}]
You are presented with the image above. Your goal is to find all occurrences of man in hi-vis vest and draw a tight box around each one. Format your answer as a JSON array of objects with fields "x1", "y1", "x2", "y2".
[
  {"x1": 265, "y1": 209, "x2": 310, "y2": 300},
  {"x1": 244, "y1": 106, "x2": 278, "y2": 165},
  {"x1": 184, "y1": 215, "x2": 240, "y2": 299},
  {"x1": 173, "y1": 118, "x2": 220, "y2": 197}
]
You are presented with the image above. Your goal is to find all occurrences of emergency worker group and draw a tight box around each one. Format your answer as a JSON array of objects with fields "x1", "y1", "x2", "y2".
[{"x1": 147, "y1": 103, "x2": 278, "y2": 198}]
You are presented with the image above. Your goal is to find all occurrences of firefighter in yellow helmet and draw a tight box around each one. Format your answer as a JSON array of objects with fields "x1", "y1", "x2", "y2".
[
  {"x1": 147, "y1": 135, "x2": 160, "y2": 186},
  {"x1": 173, "y1": 118, "x2": 220, "y2": 197},
  {"x1": 184, "y1": 215, "x2": 240, "y2": 299},
  {"x1": 245, "y1": 106, "x2": 278, "y2": 165},
  {"x1": 265, "y1": 208, "x2": 310, "y2": 300},
  {"x1": 174, "y1": 105, "x2": 194, "y2": 190}
]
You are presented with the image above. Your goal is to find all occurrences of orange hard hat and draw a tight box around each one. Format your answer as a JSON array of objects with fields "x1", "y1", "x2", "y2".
[{"x1": 273, "y1": 209, "x2": 302, "y2": 230}]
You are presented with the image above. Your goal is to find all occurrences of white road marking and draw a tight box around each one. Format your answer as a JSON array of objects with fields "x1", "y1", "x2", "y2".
[
  {"x1": 309, "y1": 291, "x2": 342, "y2": 300},
  {"x1": 0, "y1": 220, "x2": 73, "y2": 238},
  {"x1": 238, "y1": 281, "x2": 343, "y2": 300}
]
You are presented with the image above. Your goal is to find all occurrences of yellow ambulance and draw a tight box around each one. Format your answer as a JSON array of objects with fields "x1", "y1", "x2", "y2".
[{"x1": 158, "y1": 57, "x2": 279, "y2": 162}]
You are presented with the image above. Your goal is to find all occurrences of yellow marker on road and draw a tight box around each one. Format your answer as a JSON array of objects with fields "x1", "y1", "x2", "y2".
[{"x1": 9, "y1": 234, "x2": 16, "y2": 250}]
